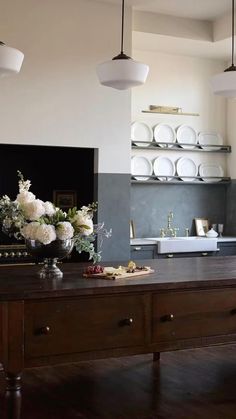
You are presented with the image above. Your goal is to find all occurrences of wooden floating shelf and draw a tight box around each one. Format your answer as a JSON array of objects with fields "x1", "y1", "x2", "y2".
[
  {"x1": 142, "y1": 110, "x2": 200, "y2": 116},
  {"x1": 131, "y1": 141, "x2": 231, "y2": 153}
]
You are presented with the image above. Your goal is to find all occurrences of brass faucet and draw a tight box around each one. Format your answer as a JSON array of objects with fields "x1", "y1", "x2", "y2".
[{"x1": 160, "y1": 211, "x2": 179, "y2": 238}]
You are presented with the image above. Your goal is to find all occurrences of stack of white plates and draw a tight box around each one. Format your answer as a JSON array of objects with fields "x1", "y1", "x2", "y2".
[
  {"x1": 176, "y1": 157, "x2": 198, "y2": 181},
  {"x1": 176, "y1": 125, "x2": 197, "y2": 149},
  {"x1": 131, "y1": 121, "x2": 153, "y2": 147},
  {"x1": 153, "y1": 123, "x2": 176, "y2": 148},
  {"x1": 199, "y1": 163, "x2": 224, "y2": 182},
  {"x1": 198, "y1": 131, "x2": 223, "y2": 151},
  {"x1": 131, "y1": 156, "x2": 152, "y2": 181},
  {"x1": 153, "y1": 157, "x2": 175, "y2": 181}
]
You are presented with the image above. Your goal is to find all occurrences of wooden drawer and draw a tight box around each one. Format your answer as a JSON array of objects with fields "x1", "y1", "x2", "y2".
[
  {"x1": 152, "y1": 289, "x2": 236, "y2": 343},
  {"x1": 25, "y1": 294, "x2": 147, "y2": 358}
]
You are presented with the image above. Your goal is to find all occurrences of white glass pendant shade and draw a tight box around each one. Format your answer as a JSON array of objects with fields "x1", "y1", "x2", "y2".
[
  {"x1": 211, "y1": 70, "x2": 236, "y2": 97},
  {"x1": 96, "y1": 58, "x2": 149, "y2": 90},
  {"x1": 0, "y1": 43, "x2": 24, "y2": 76},
  {"x1": 97, "y1": 0, "x2": 149, "y2": 90}
]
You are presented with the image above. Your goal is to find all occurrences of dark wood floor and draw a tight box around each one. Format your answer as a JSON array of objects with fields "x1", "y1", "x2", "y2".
[{"x1": 1, "y1": 344, "x2": 236, "y2": 419}]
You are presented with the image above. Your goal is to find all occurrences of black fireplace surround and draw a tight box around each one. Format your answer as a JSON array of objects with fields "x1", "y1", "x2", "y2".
[{"x1": 0, "y1": 144, "x2": 94, "y2": 264}]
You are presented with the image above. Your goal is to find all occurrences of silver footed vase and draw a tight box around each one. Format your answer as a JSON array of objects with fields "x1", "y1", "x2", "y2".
[{"x1": 25, "y1": 239, "x2": 74, "y2": 279}]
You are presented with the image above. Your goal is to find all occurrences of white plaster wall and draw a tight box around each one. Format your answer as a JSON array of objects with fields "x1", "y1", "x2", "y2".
[
  {"x1": 0, "y1": 0, "x2": 131, "y2": 174},
  {"x1": 132, "y1": 49, "x2": 228, "y2": 176}
]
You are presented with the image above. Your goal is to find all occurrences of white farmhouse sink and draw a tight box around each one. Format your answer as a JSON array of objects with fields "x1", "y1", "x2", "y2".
[{"x1": 145, "y1": 237, "x2": 218, "y2": 254}]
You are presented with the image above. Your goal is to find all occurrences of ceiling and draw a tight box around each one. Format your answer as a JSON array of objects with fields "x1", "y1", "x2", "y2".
[
  {"x1": 133, "y1": 32, "x2": 232, "y2": 60},
  {"x1": 96, "y1": 0, "x2": 233, "y2": 60},
  {"x1": 97, "y1": 0, "x2": 231, "y2": 21}
]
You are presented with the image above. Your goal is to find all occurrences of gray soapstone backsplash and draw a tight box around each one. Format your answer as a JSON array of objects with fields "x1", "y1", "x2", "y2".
[
  {"x1": 94, "y1": 173, "x2": 130, "y2": 261},
  {"x1": 226, "y1": 180, "x2": 236, "y2": 235},
  {"x1": 131, "y1": 183, "x2": 227, "y2": 237}
]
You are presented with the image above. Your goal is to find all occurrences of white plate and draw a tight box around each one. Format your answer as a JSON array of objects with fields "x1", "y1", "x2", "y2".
[
  {"x1": 153, "y1": 157, "x2": 175, "y2": 181},
  {"x1": 199, "y1": 163, "x2": 224, "y2": 182},
  {"x1": 198, "y1": 131, "x2": 223, "y2": 151},
  {"x1": 153, "y1": 124, "x2": 176, "y2": 148},
  {"x1": 131, "y1": 121, "x2": 153, "y2": 147},
  {"x1": 131, "y1": 156, "x2": 152, "y2": 181},
  {"x1": 176, "y1": 157, "x2": 198, "y2": 181},
  {"x1": 176, "y1": 125, "x2": 197, "y2": 149}
]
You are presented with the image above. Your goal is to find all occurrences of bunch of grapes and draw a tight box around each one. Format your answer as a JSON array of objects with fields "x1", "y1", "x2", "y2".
[{"x1": 85, "y1": 265, "x2": 104, "y2": 275}]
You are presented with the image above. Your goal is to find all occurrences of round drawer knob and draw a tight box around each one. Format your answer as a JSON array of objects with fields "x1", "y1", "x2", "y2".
[
  {"x1": 161, "y1": 314, "x2": 174, "y2": 322},
  {"x1": 120, "y1": 318, "x2": 133, "y2": 326},
  {"x1": 10, "y1": 252, "x2": 15, "y2": 258},
  {"x1": 39, "y1": 326, "x2": 51, "y2": 335},
  {"x1": 4, "y1": 252, "x2": 9, "y2": 258}
]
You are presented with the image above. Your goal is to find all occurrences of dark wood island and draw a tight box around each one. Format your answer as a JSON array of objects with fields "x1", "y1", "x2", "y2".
[{"x1": 1, "y1": 256, "x2": 236, "y2": 418}]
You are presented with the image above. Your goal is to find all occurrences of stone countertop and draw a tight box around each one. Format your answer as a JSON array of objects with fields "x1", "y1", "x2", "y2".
[{"x1": 131, "y1": 237, "x2": 236, "y2": 246}]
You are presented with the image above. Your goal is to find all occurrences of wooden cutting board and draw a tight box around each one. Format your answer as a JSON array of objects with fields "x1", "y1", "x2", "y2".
[{"x1": 83, "y1": 269, "x2": 154, "y2": 280}]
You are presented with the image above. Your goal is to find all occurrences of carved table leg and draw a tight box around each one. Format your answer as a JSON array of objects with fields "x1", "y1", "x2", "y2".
[
  {"x1": 153, "y1": 352, "x2": 160, "y2": 362},
  {"x1": 4, "y1": 373, "x2": 22, "y2": 419}
]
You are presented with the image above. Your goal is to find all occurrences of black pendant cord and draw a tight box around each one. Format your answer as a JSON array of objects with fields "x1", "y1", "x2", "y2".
[
  {"x1": 121, "y1": 0, "x2": 124, "y2": 54},
  {"x1": 225, "y1": 0, "x2": 236, "y2": 71},
  {"x1": 112, "y1": 0, "x2": 130, "y2": 60},
  {"x1": 231, "y1": 0, "x2": 235, "y2": 66}
]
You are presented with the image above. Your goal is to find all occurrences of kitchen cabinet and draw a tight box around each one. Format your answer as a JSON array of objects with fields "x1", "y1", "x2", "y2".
[
  {"x1": 157, "y1": 251, "x2": 216, "y2": 259},
  {"x1": 130, "y1": 244, "x2": 217, "y2": 260},
  {"x1": 217, "y1": 241, "x2": 236, "y2": 256},
  {"x1": 131, "y1": 244, "x2": 156, "y2": 260}
]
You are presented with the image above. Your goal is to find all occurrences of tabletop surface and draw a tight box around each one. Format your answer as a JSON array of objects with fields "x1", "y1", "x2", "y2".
[{"x1": 0, "y1": 256, "x2": 236, "y2": 300}]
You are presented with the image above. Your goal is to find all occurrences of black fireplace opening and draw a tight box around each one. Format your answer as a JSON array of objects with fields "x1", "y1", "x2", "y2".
[{"x1": 0, "y1": 143, "x2": 95, "y2": 263}]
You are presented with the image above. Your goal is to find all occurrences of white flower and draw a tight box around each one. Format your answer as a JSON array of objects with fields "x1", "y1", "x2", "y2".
[
  {"x1": 3, "y1": 218, "x2": 12, "y2": 229},
  {"x1": 21, "y1": 222, "x2": 40, "y2": 240},
  {"x1": 56, "y1": 222, "x2": 74, "y2": 240},
  {"x1": 22, "y1": 199, "x2": 45, "y2": 221},
  {"x1": 43, "y1": 201, "x2": 56, "y2": 216},
  {"x1": 16, "y1": 190, "x2": 35, "y2": 205},
  {"x1": 35, "y1": 224, "x2": 56, "y2": 245},
  {"x1": 0, "y1": 195, "x2": 10, "y2": 204},
  {"x1": 70, "y1": 210, "x2": 93, "y2": 236},
  {"x1": 19, "y1": 178, "x2": 31, "y2": 192}
]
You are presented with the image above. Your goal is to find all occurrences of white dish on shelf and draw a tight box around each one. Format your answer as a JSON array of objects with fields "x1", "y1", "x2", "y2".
[
  {"x1": 153, "y1": 123, "x2": 176, "y2": 148},
  {"x1": 153, "y1": 157, "x2": 175, "y2": 181},
  {"x1": 176, "y1": 157, "x2": 198, "y2": 182},
  {"x1": 131, "y1": 121, "x2": 153, "y2": 147},
  {"x1": 198, "y1": 131, "x2": 223, "y2": 151},
  {"x1": 176, "y1": 124, "x2": 197, "y2": 149},
  {"x1": 131, "y1": 156, "x2": 152, "y2": 181},
  {"x1": 199, "y1": 163, "x2": 224, "y2": 182}
]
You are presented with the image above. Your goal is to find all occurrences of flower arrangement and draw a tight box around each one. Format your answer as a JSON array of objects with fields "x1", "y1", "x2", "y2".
[{"x1": 0, "y1": 171, "x2": 110, "y2": 262}]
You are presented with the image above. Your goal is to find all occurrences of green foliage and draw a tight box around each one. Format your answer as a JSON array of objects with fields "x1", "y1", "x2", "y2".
[{"x1": 74, "y1": 234, "x2": 101, "y2": 263}]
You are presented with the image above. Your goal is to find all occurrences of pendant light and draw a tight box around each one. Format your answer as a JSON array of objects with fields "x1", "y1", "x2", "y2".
[
  {"x1": 211, "y1": 0, "x2": 236, "y2": 97},
  {"x1": 96, "y1": 0, "x2": 149, "y2": 90},
  {"x1": 0, "y1": 41, "x2": 24, "y2": 77}
]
